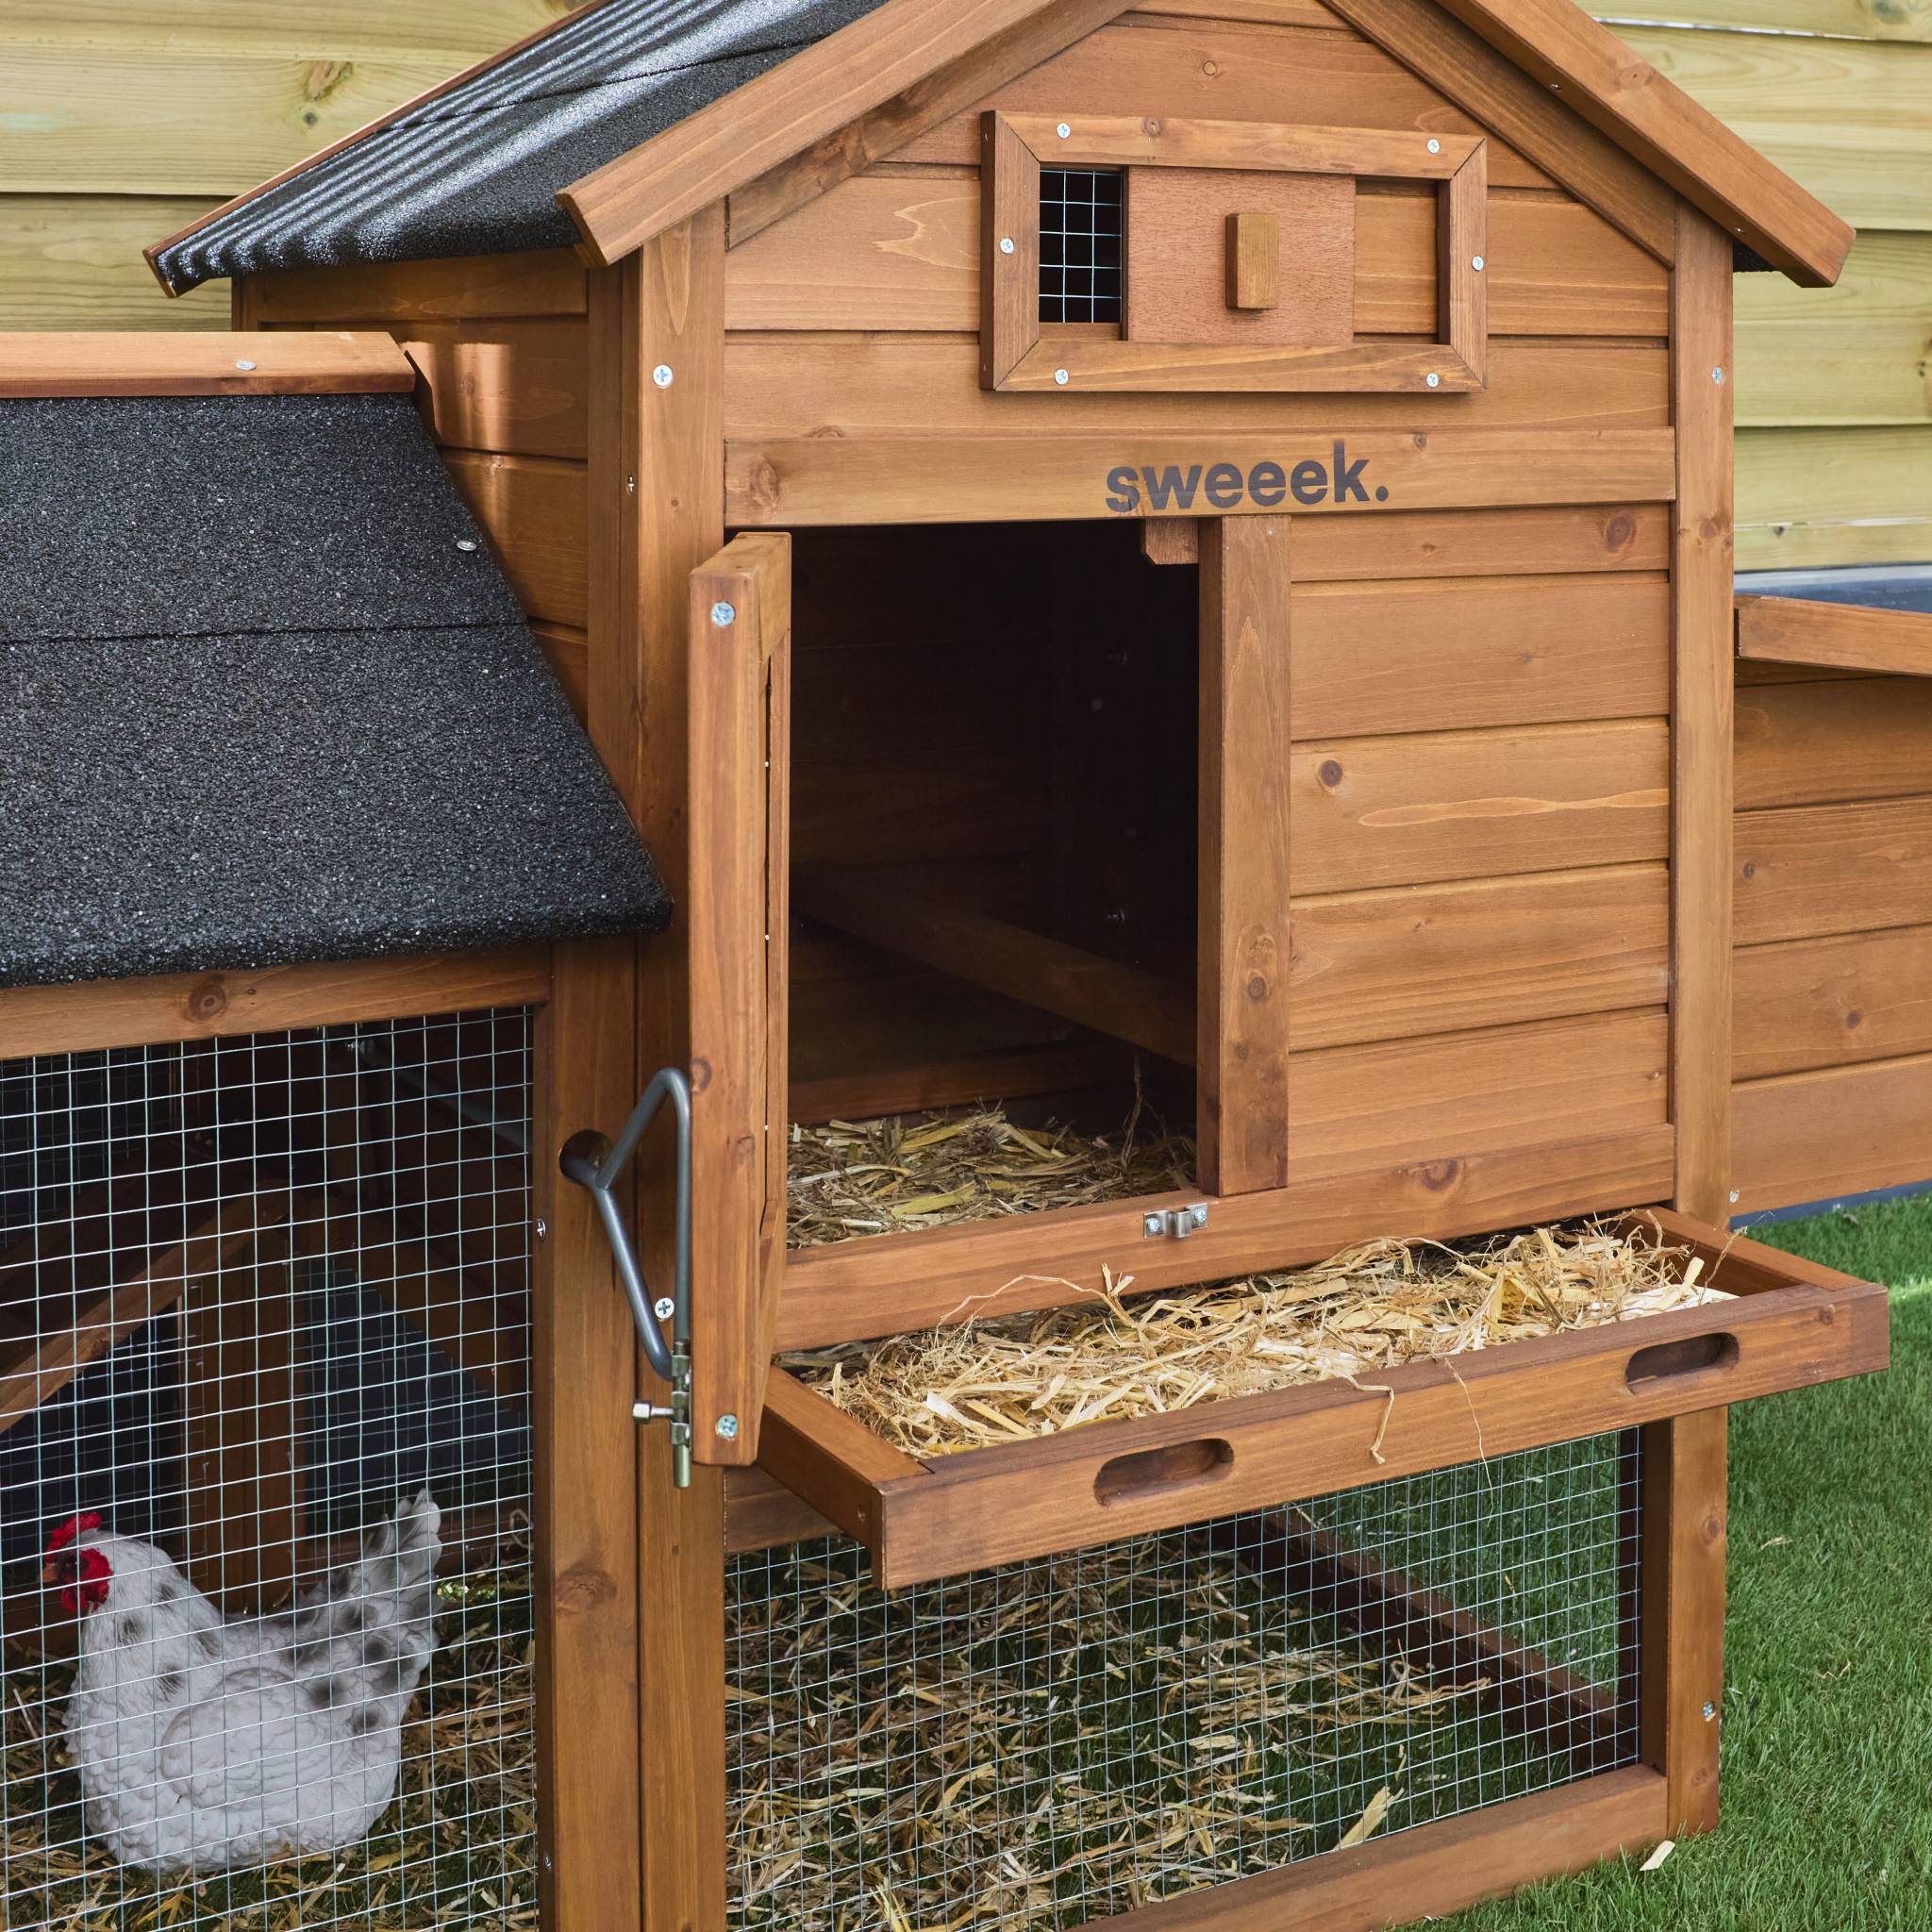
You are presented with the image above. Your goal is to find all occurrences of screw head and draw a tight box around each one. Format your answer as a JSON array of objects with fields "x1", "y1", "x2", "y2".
[
  {"x1": 1471, "y1": 255, "x2": 1485, "y2": 272},
  {"x1": 1712, "y1": 365, "x2": 1726, "y2": 385},
  {"x1": 1057, "y1": 122, "x2": 1072, "y2": 140},
  {"x1": 456, "y1": 538, "x2": 479, "y2": 552},
  {"x1": 1729, "y1": 1190, "x2": 1741, "y2": 1204},
  {"x1": 715, "y1": 1413, "x2": 741, "y2": 1441},
  {"x1": 652, "y1": 363, "x2": 675, "y2": 389},
  {"x1": 654, "y1": 1296, "x2": 675, "y2": 1322},
  {"x1": 626, "y1": 475, "x2": 637, "y2": 494},
  {"x1": 710, "y1": 600, "x2": 738, "y2": 626},
  {"x1": 235, "y1": 358, "x2": 258, "y2": 372},
  {"x1": 1702, "y1": 1701, "x2": 1717, "y2": 1722},
  {"x1": 533, "y1": 1219, "x2": 548, "y2": 1240},
  {"x1": 1425, "y1": 372, "x2": 1441, "y2": 389},
  {"x1": 1054, "y1": 368, "x2": 1070, "y2": 386},
  {"x1": 1142, "y1": 1212, "x2": 1164, "y2": 1237},
  {"x1": 1426, "y1": 139, "x2": 1441, "y2": 155},
  {"x1": 999, "y1": 236, "x2": 1016, "y2": 256}
]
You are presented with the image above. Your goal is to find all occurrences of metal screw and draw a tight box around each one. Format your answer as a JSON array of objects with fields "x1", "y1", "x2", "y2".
[
  {"x1": 710, "y1": 600, "x2": 737, "y2": 626},
  {"x1": 456, "y1": 538, "x2": 478, "y2": 552},
  {"x1": 1057, "y1": 122, "x2": 1072, "y2": 140},
  {"x1": 1425, "y1": 372, "x2": 1441, "y2": 389},
  {"x1": 1702, "y1": 1701, "x2": 1717, "y2": 1722},
  {"x1": 534, "y1": 1219, "x2": 548, "y2": 1240},
  {"x1": 654, "y1": 1296, "x2": 675, "y2": 1321},
  {"x1": 626, "y1": 475, "x2": 637, "y2": 494},
  {"x1": 715, "y1": 1414, "x2": 741, "y2": 1440},
  {"x1": 1142, "y1": 1212, "x2": 1164, "y2": 1237},
  {"x1": 1426, "y1": 139, "x2": 1441, "y2": 155},
  {"x1": 1471, "y1": 255, "x2": 1485, "y2": 271},
  {"x1": 235, "y1": 358, "x2": 258, "y2": 371},
  {"x1": 1712, "y1": 365, "x2": 1726, "y2": 385},
  {"x1": 1054, "y1": 368, "x2": 1070, "y2": 386},
  {"x1": 1729, "y1": 1190, "x2": 1740, "y2": 1205},
  {"x1": 652, "y1": 363, "x2": 675, "y2": 389},
  {"x1": 999, "y1": 236, "x2": 1016, "y2": 256}
]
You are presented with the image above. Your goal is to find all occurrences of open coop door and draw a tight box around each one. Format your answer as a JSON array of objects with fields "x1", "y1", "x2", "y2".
[{"x1": 687, "y1": 533, "x2": 791, "y2": 1466}]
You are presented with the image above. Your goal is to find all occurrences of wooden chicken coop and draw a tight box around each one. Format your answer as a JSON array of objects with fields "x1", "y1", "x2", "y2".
[{"x1": 0, "y1": 0, "x2": 1905, "y2": 1928}]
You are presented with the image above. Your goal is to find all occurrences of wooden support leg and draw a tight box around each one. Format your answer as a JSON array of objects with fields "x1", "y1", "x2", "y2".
[{"x1": 1641, "y1": 1409, "x2": 1727, "y2": 1834}]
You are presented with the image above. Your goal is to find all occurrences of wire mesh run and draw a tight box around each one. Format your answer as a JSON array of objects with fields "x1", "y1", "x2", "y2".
[
  {"x1": 1040, "y1": 169, "x2": 1124, "y2": 324},
  {"x1": 0, "y1": 1010, "x2": 537, "y2": 1930},
  {"x1": 726, "y1": 1433, "x2": 1642, "y2": 1928}
]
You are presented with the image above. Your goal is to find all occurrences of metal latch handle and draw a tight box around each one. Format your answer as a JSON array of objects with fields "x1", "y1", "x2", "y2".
[{"x1": 560, "y1": 1065, "x2": 694, "y2": 1486}]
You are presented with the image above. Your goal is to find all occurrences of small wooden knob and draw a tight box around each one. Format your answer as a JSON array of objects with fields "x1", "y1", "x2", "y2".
[{"x1": 1224, "y1": 210, "x2": 1280, "y2": 311}]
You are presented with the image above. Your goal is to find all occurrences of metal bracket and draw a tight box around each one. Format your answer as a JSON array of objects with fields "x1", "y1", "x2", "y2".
[
  {"x1": 1142, "y1": 1204, "x2": 1208, "y2": 1241},
  {"x1": 560, "y1": 1066, "x2": 695, "y2": 1488}
]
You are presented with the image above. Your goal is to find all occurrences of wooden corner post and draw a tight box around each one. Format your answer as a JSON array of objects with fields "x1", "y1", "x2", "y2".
[{"x1": 1646, "y1": 200, "x2": 1735, "y2": 1840}]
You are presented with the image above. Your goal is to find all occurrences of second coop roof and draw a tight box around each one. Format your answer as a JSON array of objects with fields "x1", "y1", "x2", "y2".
[{"x1": 0, "y1": 339, "x2": 669, "y2": 991}]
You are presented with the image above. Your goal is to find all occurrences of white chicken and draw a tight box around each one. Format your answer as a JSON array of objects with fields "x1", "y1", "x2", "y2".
[{"x1": 42, "y1": 1491, "x2": 441, "y2": 1873}]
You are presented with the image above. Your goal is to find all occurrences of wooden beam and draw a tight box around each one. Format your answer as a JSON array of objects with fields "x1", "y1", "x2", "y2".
[
  {"x1": 1651, "y1": 202, "x2": 1736, "y2": 1845},
  {"x1": 689, "y1": 534, "x2": 792, "y2": 1467},
  {"x1": 795, "y1": 862, "x2": 1196, "y2": 1066},
  {"x1": 1074, "y1": 1766, "x2": 1666, "y2": 1930},
  {"x1": 1671, "y1": 210, "x2": 1735, "y2": 1229},
  {"x1": 559, "y1": 0, "x2": 1130, "y2": 267},
  {"x1": 0, "y1": 328, "x2": 412, "y2": 395},
  {"x1": 727, "y1": 0, "x2": 1130, "y2": 247},
  {"x1": 1736, "y1": 594, "x2": 1932, "y2": 678},
  {"x1": 1220, "y1": 1514, "x2": 1629, "y2": 1766},
  {"x1": 1641, "y1": 1407, "x2": 1728, "y2": 1835},
  {"x1": 728, "y1": 429, "x2": 1679, "y2": 525},
  {"x1": 612, "y1": 214, "x2": 733, "y2": 1932},
  {"x1": 1198, "y1": 517, "x2": 1292, "y2": 1195},
  {"x1": 1426, "y1": 0, "x2": 1852, "y2": 286},
  {"x1": 0, "y1": 948, "x2": 551, "y2": 1060}
]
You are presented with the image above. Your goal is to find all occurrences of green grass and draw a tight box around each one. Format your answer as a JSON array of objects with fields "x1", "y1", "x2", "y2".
[{"x1": 1444, "y1": 1194, "x2": 1932, "y2": 1932}]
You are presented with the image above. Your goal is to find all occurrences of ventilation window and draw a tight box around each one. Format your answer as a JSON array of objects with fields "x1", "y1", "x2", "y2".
[{"x1": 1040, "y1": 168, "x2": 1124, "y2": 324}]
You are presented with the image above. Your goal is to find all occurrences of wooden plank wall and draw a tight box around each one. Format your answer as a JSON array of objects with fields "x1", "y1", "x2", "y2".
[{"x1": 726, "y1": 6, "x2": 1680, "y2": 1201}]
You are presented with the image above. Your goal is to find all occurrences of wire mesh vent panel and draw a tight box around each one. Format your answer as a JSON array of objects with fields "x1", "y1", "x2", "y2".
[
  {"x1": 0, "y1": 1010, "x2": 536, "y2": 1930},
  {"x1": 727, "y1": 1433, "x2": 1641, "y2": 1928},
  {"x1": 1040, "y1": 169, "x2": 1124, "y2": 324}
]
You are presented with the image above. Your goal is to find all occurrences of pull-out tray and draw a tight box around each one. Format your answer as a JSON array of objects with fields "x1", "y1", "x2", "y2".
[{"x1": 758, "y1": 1210, "x2": 1888, "y2": 1588}]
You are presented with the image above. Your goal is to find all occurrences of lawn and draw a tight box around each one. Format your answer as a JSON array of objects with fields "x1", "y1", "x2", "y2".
[{"x1": 1446, "y1": 1194, "x2": 1932, "y2": 1932}]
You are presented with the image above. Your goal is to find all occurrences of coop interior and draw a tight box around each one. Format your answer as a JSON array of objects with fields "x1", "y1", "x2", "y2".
[
  {"x1": 787, "y1": 521, "x2": 1204, "y2": 1246},
  {"x1": 0, "y1": 1012, "x2": 538, "y2": 1929},
  {"x1": 725, "y1": 1433, "x2": 1644, "y2": 1929}
]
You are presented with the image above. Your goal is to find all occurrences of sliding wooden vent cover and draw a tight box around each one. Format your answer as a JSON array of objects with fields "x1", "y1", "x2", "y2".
[{"x1": 981, "y1": 113, "x2": 1487, "y2": 394}]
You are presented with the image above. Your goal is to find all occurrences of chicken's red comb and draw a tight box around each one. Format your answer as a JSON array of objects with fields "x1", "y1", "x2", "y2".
[{"x1": 45, "y1": 1512, "x2": 102, "y2": 1556}]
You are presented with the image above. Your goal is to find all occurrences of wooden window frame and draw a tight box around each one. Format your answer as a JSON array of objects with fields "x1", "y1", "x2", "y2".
[{"x1": 980, "y1": 112, "x2": 1489, "y2": 394}]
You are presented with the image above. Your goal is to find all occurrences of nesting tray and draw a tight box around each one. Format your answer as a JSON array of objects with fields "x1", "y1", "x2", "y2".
[{"x1": 758, "y1": 1210, "x2": 1888, "y2": 1587}]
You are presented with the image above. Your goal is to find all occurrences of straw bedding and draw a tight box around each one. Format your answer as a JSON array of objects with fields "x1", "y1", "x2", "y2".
[
  {"x1": 726, "y1": 1532, "x2": 1506, "y2": 1930},
  {"x1": 0, "y1": 1534, "x2": 536, "y2": 1931},
  {"x1": 788, "y1": 1108, "x2": 1194, "y2": 1247},
  {"x1": 785, "y1": 1137, "x2": 1720, "y2": 1456}
]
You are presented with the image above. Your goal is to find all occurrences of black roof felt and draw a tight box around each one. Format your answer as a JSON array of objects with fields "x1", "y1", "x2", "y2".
[
  {"x1": 0, "y1": 391, "x2": 669, "y2": 991},
  {"x1": 151, "y1": 0, "x2": 887, "y2": 294}
]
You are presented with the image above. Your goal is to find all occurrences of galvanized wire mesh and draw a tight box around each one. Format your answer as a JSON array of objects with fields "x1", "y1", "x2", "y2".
[
  {"x1": 0, "y1": 1011, "x2": 537, "y2": 1930},
  {"x1": 1040, "y1": 169, "x2": 1125, "y2": 324},
  {"x1": 725, "y1": 1432, "x2": 1642, "y2": 1928}
]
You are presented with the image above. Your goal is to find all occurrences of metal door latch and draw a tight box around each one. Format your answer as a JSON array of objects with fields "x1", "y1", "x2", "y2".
[
  {"x1": 561, "y1": 1066, "x2": 695, "y2": 1487},
  {"x1": 1143, "y1": 1204, "x2": 1208, "y2": 1240}
]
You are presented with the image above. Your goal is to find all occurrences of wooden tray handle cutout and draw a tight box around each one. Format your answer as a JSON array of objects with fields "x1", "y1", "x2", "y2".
[
  {"x1": 1624, "y1": 1331, "x2": 1740, "y2": 1391},
  {"x1": 1094, "y1": 1437, "x2": 1234, "y2": 1507}
]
